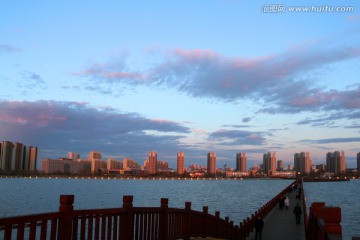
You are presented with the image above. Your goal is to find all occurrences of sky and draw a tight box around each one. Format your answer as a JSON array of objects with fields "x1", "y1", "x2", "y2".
[{"x1": 1, "y1": 0, "x2": 360, "y2": 169}]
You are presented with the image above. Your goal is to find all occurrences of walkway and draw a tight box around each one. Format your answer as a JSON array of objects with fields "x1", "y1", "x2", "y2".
[{"x1": 247, "y1": 188, "x2": 305, "y2": 240}]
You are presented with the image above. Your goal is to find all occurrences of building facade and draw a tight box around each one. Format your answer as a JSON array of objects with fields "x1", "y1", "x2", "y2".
[
  {"x1": 106, "y1": 158, "x2": 123, "y2": 170},
  {"x1": 177, "y1": 152, "x2": 185, "y2": 175},
  {"x1": 207, "y1": 152, "x2": 216, "y2": 175},
  {"x1": 277, "y1": 160, "x2": 283, "y2": 171},
  {"x1": 157, "y1": 160, "x2": 169, "y2": 171},
  {"x1": 326, "y1": 151, "x2": 346, "y2": 175},
  {"x1": 67, "y1": 152, "x2": 80, "y2": 161},
  {"x1": 236, "y1": 152, "x2": 246, "y2": 172},
  {"x1": 42, "y1": 158, "x2": 88, "y2": 174},
  {"x1": 294, "y1": 152, "x2": 311, "y2": 175},
  {"x1": 148, "y1": 151, "x2": 157, "y2": 174},
  {"x1": 0, "y1": 141, "x2": 38, "y2": 172},
  {"x1": 88, "y1": 151, "x2": 103, "y2": 174},
  {"x1": 263, "y1": 152, "x2": 276, "y2": 176}
]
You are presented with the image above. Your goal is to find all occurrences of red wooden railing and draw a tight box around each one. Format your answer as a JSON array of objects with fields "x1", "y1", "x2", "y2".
[
  {"x1": 306, "y1": 202, "x2": 342, "y2": 240},
  {"x1": 0, "y1": 180, "x2": 299, "y2": 240}
]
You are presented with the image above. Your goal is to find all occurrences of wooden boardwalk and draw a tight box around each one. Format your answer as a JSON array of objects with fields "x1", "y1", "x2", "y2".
[{"x1": 247, "y1": 188, "x2": 305, "y2": 240}]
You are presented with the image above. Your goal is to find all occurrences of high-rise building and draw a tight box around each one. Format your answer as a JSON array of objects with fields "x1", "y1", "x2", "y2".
[
  {"x1": 107, "y1": 158, "x2": 122, "y2": 170},
  {"x1": 148, "y1": 151, "x2": 157, "y2": 174},
  {"x1": 0, "y1": 141, "x2": 13, "y2": 171},
  {"x1": 177, "y1": 152, "x2": 185, "y2": 175},
  {"x1": 326, "y1": 151, "x2": 346, "y2": 175},
  {"x1": 67, "y1": 152, "x2": 80, "y2": 161},
  {"x1": 294, "y1": 152, "x2": 311, "y2": 175},
  {"x1": 42, "y1": 158, "x2": 85, "y2": 174},
  {"x1": 123, "y1": 158, "x2": 139, "y2": 169},
  {"x1": 207, "y1": 152, "x2": 216, "y2": 175},
  {"x1": 27, "y1": 146, "x2": 38, "y2": 171},
  {"x1": 357, "y1": 152, "x2": 360, "y2": 173},
  {"x1": 0, "y1": 141, "x2": 38, "y2": 172},
  {"x1": 88, "y1": 151, "x2": 103, "y2": 174},
  {"x1": 236, "y1": 153, "x2": 246, "y2": 172},
  {"x1": 89, "y1": 151, "x2": 102, "y2": 161},
  {"x1": 263, "y1": 152, "x2": 276, "y2": 175},
  {"x1": 157, "y1": 160, "x2": 169, "y2": 171},
  {"x1": 12, "y1": 142, "x2": 24, "y2": 171},
  {"x1": 277, "y1": 160, "x2": 283, "y2": 171}
]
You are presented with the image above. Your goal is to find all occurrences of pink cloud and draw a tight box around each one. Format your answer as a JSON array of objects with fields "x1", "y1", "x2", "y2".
[
  {"x1": 173, "y1": 48, "x2": 221, "y2": 61},
  {"x1": 347, "y1": 14, "x2": 360, "y2": 21}
]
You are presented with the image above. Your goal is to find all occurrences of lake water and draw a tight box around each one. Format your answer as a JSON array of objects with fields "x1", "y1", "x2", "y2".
[{"x1": 0, "y1": 177, "x2": 359, "y2": 239}]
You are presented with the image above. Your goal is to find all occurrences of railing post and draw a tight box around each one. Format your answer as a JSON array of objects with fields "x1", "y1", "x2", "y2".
[
  {"x1": 246, "y1": 217, "x2": 250, "y2": 237},
  {"x1": 225, "y1": 217, "x2": 229, "y2": 238},
  {"x1": 184, "y1": 202, "x2": 192, "y2": 239},
  {"x1": 202, "y1": 206, "x2": 208, "y2": 238},
  {"x1": 215, "y1": 211, "x2": 220, "y2": 238},
  {"x1": 239, "y1": 221, "x2": 244, "y2": 240},
  {"x1": 120, "y1": 195, "x2": 133, "y2": 240},
  {"x1": 250, "y1": 214, "x2": 255, "y2": 232},
  {"x1": 322, "y1": 207, "x2": 342, "y2": 238},
  {"x1": 58, "y1": 195, "x2": 74, "y2": 240},
  {"x1": 159, "y1": 198, "x2": 169, "y2": 240},
  {"x1": 308, "y1": 202, "x2": 325, "y2": 240}
]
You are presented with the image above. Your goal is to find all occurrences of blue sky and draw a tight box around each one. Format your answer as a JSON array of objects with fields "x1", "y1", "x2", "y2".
[{"x1": 1, "y1": 0, "x2": 360, "y2": 169}]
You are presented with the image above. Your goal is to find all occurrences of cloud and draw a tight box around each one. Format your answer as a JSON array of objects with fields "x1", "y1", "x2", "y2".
[
  {"x1": 242, "y1": 117, "x2": 252, "y2": 123},
  {"x1": 0, "y1": 100, "x2": 191, "y2": 162},
  {"x1": 222, "y1": 124, "x2": 251, "y2": 128},
  {"x1": 347, "y1": 14, "x2": 360, "y2": 21},
  {"x1": 20, "y1": 71, "x2": 47, "y2": 90},
  {"x1": 300, "y1": 137, "x2": 360, "y2": 144},
  {"x1": 208, "y1": 129, "x2": 267, "y2": 146},
  {"x1": 297, "y1": 110, "x2": 360, "y2": 127},
  {"x1": 74, "y1": 45, "x2": 360, "y2": 115},
  {"x1": 0, "y1": 44, "x2": 22, "y2": 53}
]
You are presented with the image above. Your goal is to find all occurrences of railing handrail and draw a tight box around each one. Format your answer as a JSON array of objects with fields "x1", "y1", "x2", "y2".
[{"x1": 0, "y1": 211, "x2": 61, "y2": 225}]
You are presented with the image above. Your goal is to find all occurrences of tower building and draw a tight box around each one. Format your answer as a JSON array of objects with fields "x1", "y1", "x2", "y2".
[
  {"x1": 177, "y1": 152, "x2": 185, "y2": 175},
  {"x1": 207, "y1": 152, "x2": 216, "y2": 175},
  {"x1": 263, "y1": 152, "x2": 276, "y2": 176},
  {"x1": 294, "y1": 152, "x2": 311, "y2": 175},
  {"x1": 148, "y1": 151, "x2": 157, "y2": 174},
  {"x1": 326, "y1": 151, "x2": 346, "y2": 175},
  {"x1": 236, "y1": 152, "x2": 246, "y2": 172}
]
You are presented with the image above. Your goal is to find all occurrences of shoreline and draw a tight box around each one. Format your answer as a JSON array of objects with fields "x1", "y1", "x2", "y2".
[{"x1": 0, "y1": 175, "x2": 354, "y2": 181}]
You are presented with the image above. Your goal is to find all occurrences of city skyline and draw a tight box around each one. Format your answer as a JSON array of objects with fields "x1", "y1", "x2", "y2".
[
  {"x1": 1, "y1": 139, "x2": 355, "y2": 174},
  {"x1": 1, "y1": 1, "x2": 360, "y2": 168}
]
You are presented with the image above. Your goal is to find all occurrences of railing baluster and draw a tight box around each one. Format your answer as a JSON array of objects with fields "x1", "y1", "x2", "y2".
[
  {"x1": 107, "y1": 214, "x2": 112, "y2": 240},
  {"x1": 138, "y1": 212, "x2": 143, "y2": 240},
  {"x1": 16, "y1": 223, "x2": 25, "y2": 240},
  {"x1": 50, "y1": 218, "x2": 57, "y2": 240},
  {"x1": 88, "y1": 215, "x2": 93, "y2": 240},
  {"x1": 95, "y1": 214, "x2": 100, "y2": 240},
  {"x1": 4, "y1": 225, "x2": 12, "y2": 240},
  {"x1": 29, "y1": 221, "x2": 36, "y2": 240},
  {"x1": 40, "y1": 220, "x2": 47, "y2": 240},
  {"x1": 72, "y1": 216, "x2": 79, "y2": 240},
  {"x1": 80, "y1": 215, "x2": 86, "y2": 240},
  {"x1": 101, "y1": 214, "x2": 106, "y2": 240}
]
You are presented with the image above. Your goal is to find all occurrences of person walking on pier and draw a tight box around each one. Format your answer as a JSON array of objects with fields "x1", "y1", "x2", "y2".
[
  {"x1": 293, "y1": 203, "x2": 302, "y2": 224},
  {"x1": 284, "y1": 196, "x2": 289, "y2": 210},
  {"x1": 254, "y1": 216, "x2": 264, "y2": 240}
]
